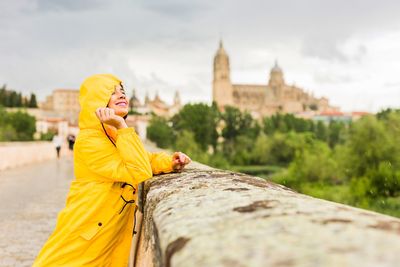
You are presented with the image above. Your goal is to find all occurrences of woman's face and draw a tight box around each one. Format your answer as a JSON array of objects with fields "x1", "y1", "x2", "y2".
[{"x1": 107, "y1": 84, "x2": 129, "y2": 117}]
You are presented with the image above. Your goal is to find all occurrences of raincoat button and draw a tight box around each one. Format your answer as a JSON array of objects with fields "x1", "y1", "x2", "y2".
[{"x1": 98, "y1": 222, "x2": 102, "y2": 226}]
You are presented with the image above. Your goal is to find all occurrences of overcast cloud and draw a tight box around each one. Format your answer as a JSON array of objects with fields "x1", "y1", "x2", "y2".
[{"x1": 1, "y1": 0, "x2": 400, "y2": 112}]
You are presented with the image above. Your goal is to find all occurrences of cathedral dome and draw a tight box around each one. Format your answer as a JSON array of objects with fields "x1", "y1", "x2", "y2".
[{"x1": 271, "y1": 60, "x2": 282, "y2": 73}]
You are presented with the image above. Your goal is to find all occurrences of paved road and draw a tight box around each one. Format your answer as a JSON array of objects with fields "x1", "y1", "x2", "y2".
[{"x1": 0, "y1": 156, "x2": 74, "y2": 267}]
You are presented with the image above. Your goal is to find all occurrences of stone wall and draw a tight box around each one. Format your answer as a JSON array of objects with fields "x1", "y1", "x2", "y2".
[
  {"x1": 0, "y1": 142, "x2": 68, "y2": 171},
  {"x1": 133, "y1": 163, "x2": 400, "y2": 267}
]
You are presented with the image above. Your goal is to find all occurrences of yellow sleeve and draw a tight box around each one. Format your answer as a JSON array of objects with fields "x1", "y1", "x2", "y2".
[
  {"x1": 76, "y1": 127, "x2": 153, "y2": 184},
  {"x1": 147, "y1": 151, "x2": 174, "y2": 175}
]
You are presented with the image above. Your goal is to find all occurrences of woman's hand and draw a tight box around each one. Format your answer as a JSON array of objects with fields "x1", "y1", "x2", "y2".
[
  {"x1": 172, "y1": 152, "x2": 191, "y2": 172},
  {"x1": 95, "y1": 107, "x2": 127, "y2": 129}
]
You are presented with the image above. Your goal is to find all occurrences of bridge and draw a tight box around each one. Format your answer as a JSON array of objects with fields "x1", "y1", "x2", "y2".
[{"x1": 0, "y1": 142, "x2": 399, "y2": 267}]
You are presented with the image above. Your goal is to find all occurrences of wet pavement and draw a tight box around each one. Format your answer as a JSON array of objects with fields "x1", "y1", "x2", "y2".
[{"x1": 0, "y1": 156, "x2": 74, "y2": 267}]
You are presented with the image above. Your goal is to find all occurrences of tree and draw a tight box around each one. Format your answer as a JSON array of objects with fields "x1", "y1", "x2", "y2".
[
  {"x1": 221, "y1": 106, "x2": 259, "y2": 140},
  {"x1": 287, "y1": 140, "x2": 338, "y2": 185},
  {"x1": 28, "y1": 93, "x2": 38, "y2": 108},
  {"x1": 7, "y1": 111, "x2": 36, "y2": 140},
  {"x1": 0, "y1": 108, "x2": 36, "y2": 141},
  {"x1": 174, "y1": 130, "x2": 209, "y2": 163},
  {"x1": 171, "y1": 103, "x2": 219, "y2": 151},
  {"x1": 314, "y1": 121, "x2": 328, "y2": 141},
  {"x1": 251, "y1": 133, "x2": 270, "y2": 165},
  {"x1": 344, "y1": 114, "x2": 400, "y2": 198},
  {"x1": 146, "y1": 116, "x2": 174, "y2": 148},
  {"x1": 327, "y1": 120, "x2": 346, "y2": 148},
  {"x1": 251, "y1": 131, "x2": 314, "y2": 166},
  {"x1": 263, "y1": 113, "x2": 312, "y2": 135}
]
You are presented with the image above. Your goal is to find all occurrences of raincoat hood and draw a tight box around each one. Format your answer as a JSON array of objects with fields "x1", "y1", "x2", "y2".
[{"x1": 78, "y1": 74, "x2": 122, "y2": 130}]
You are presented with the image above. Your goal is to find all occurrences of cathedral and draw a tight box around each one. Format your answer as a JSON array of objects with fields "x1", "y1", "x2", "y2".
[
  {"x1": 212, "y1": 41, "x2": 337, "y2": 119},
  {"x1": 129, "y1": 89, "x2": 182, "y2": 118}
]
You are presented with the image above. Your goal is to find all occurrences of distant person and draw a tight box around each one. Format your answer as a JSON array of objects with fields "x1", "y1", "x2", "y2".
[
  {"x1": 33, "y1": 74, "x2": 191, "y2": 266},
  {"x1": 52, "y1": 133, "x2": 62, "y2": 159},
  {"x1": 67, "y1": 134, "x2": 76, "y2": 151}
]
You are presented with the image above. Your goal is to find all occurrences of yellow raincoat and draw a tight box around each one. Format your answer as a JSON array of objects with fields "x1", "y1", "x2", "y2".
[{"x1": 33, "y1": 74, "x2": 174, "y2": 266}]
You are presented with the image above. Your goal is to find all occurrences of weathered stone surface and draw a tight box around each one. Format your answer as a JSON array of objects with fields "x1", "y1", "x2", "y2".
[{"x1": 136, "y1": 164, "x2": 400, "y2": 267}]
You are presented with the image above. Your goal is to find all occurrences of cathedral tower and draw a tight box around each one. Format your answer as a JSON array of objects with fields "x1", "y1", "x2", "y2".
[
  {"x1": 268, "y1": 60, "x2": 285, "y2": 98},
  {"x1": 173, "y1": 90, "x2": 181, "y2": 106},
  {"x1": 213, "y1": 40, "x2": 233, "y2": 109}
]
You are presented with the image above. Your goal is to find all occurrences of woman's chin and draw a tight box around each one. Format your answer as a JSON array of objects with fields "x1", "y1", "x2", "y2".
[{"x1": 115, "y1": 109, "x2": 128, "y2": 117}]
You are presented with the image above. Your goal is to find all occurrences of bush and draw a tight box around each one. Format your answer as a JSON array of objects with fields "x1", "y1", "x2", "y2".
[
  {"x1": 147, "y1": 116, "x2": 174, "y2": 148},
  {"x1": 174, "y1": 130, "x2": 209, "y2": 164},
  {"x1": 287, "y1": 140, "x2": 339, "y2": 185},
  {"x1": 251, "y1": 131, "x2": 314, "y2": 166},
  {"x1": 172, "y1": 103, "x2": 219, "y2": 151},
  {"x1": 0, "y1": 108, "x2": 36, "y2": 141}
]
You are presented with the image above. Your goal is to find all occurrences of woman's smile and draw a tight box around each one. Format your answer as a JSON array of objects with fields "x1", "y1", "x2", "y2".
[
  {"x1": 108, "y1": 84, "x2": 129, "y2": 116},
  {"x1": 115, "y1": 101, "x2": 127, "y2": 107}
]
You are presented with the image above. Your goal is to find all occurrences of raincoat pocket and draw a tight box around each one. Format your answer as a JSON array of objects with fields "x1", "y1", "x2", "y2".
[
  {"x1": 80, "y1": 223, "x2": 103, "y2": 241},
  {"x1": 80, "y1": 210, "x2": 116, "y2": 241},
  {"x1": 79, "y1": 189, "x2": 121, "y2": 241}
]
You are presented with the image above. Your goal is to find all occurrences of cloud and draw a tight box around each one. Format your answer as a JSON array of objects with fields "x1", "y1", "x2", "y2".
[
  {"x1": 314, "y1": 72, "x2": 353, "y2": 84},
  {"x1": 35, "y1": 0, "x2": 107, "y2": 12},
  {"x1": 1, "y1": 0, "x2": 400, "y2": 112},
  {"x1": 140, "y1": 0, "x2": 210, "y2": 20}
]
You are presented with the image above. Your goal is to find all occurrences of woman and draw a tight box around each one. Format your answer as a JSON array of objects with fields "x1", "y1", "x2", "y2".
[{"x1": 33, "y1": 74, "x2": 191, "y2": 266}]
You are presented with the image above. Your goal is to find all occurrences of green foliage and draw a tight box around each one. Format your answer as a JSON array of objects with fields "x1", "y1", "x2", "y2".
[
  {"x1": 227, "y1": 134, "x2": 254, "y2": 165},
  {"x1": 220, "y1": 106, "x2": 260, "y2": 165},
  {"x1": 208, "y1": 152, "x2": 230, "y2": 169},
  {"x1": 174, "y1": 130, "x2": 209, "y2": 163},
  {"x1": 221, "y1": 106, "x2": 259, "y2": 141},
  {"x1": 172, "y1": 103, "x2": 219, "y2": 151},
  {"x1": 314, "y1": 121, "x2": 328, "y2": 141},
  {"x1": 144, "y1": 102, "x2": 400, "y2": 217},
  {"x1": 251, "y1": 131, "x2": 314, "y2": 166},
  {"x1": 146, "y1": 116, "x2": 174, "y2": 148},
  {"x1": 40, "y1": 131, "x2": 56, "y2": 141},
  {"x1": 327, "y1": 120, "x2": 346, "y2": 147},
  {"x1": 0, "y1": 85, "x2": 37, "y2": 108},
  {"x1": 376, "y1": 108, "x2": 400, "y2": 120},
  {"x1": 366, "y1": 162, "x2": 400, "y2": 197},
  {"x1": 340, "y1": 114, "x2": 400, "y2": 198},
  {"x1": 288, "y1": 140, "x2": 339, "y2": 185},
  {"x1": 231, "y1": 165, "x2": 283, "y2": 176},
  {"x1": 346, "y1": 116, "x2": 395, "y2": 176},
  {"x1": 0, "y1": 107, "x2": 36, "y2": 141},
  {"x1": 28, "y1": 93, "x2": 38, "y2": 108},
  {"x1": 263, "y1": 113, "x2": 313, "y2": 134},
  {"x1": 0, "y1": 124, "x2": 17, "y2": 141}
]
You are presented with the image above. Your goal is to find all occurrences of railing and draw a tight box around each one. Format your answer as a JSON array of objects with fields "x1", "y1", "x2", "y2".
[
  {"x1": 0, "y1": 142, "x2": 68, "y2": 171},
  {"x1": 131, "y1": 161, "x2": 400, "y2": 267}
]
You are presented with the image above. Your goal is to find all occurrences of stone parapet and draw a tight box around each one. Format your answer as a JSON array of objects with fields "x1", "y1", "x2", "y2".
[
  {"x1": 0, "y1": 142, "x2": 68, "y2": 171},
  {"x1": 134, "y1": 164, "x2": 400, "y2": 267}
]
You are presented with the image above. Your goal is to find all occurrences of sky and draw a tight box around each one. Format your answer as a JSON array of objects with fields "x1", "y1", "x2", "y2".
[{"x1": 1, "y1": 0, "x2": 400, "y2": 112}]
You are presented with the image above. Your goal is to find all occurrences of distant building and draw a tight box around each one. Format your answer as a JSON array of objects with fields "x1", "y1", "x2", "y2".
[
  {"x1": 312, "y1": 111, "x2": 371, "y2": 124},
  {"x1": 313, "y1": 111, "x2": 352, "y2": 123},
  {"x1": 35, "y1": 118, "x2": 70, "y2": 138},
  {"x1": 129, "y1": 89, "x2": 182, "y2": 118},
  {"x1": 126, "y1": 89, "x2": 182, "y2": 140},
  {"x1": 40, "y1": 89, "x2": 80, "y2": 126},
  {"x1": 212, "y1": 41, "x2": 339, "y2": 119},
  {"x1": 41, "y1": 89, "x2": 80, "y2": 113}
]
